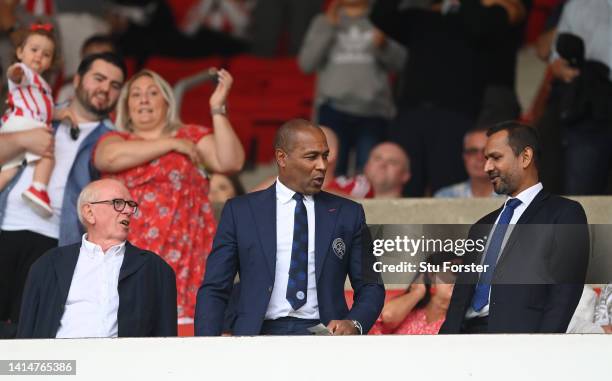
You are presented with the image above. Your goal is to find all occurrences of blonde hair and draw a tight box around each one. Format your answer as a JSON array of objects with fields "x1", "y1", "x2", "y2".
[{"x1": 115, "y1": 69, "x2": 182, "y2": 134}]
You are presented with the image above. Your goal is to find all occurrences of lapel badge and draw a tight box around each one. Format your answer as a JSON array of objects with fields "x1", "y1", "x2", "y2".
[{"x1": 332, "y1": 238, "x2": 346, "y2": 259}]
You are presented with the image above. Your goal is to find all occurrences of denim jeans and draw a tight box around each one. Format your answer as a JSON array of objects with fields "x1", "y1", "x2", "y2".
[{"x1": 317, "y1": 103, "x2": 387, "y2": 176}]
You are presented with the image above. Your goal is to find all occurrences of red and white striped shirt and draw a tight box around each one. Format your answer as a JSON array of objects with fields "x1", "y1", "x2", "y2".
[
  {"x1": 22, "y1": 0, "x2": 55, "y2": 16},
  {"x1": 2, "y1": 63, "x2": 54, "y2": 125},
  {"x1": 327, "y1": 174, "x2": 375, "y2": 199}
]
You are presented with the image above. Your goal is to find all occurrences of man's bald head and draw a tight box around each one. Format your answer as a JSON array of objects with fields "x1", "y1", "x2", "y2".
[
  {"x1": 274, "y1": 119, "x2": 329, "y2": 195},
  {"x1": 274, "y1": 119, "x2": 323, "y2": 153},
  {"x1": 364, "y1": 142, "x2": 411, "y2": 198}
]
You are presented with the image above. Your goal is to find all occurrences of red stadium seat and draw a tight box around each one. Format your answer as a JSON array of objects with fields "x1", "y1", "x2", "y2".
[
  {"x1": 145, "y1": 55, "x2": 315, "y2": 164},
  {"x1": 227, "y1": 55, "x2": 315, "y2": 162}
]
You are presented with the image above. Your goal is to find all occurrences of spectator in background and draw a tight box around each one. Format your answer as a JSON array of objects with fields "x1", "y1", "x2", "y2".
[
  {"x1": 108, "y1": 0, "x2": 247, "y2": 68},
  {"x1": 549, "y1": 0, "x2": 612, "y2": 195},
  {"x1": 328, "y1": 142, "x2": 410, "y2": 199},
  {"x1": 434, "y1": 127, "x2": 498, "y2": 198},
  {"x1": 0, "y1": 52, "x2": 126, "y2": 338},
  {"x1": 17, "y1": 179, "x2": 177, "y2": 338},
  {"x1": 530, "y1": 1, "x2": 566, "y2": 194},
  {"x1": 567, "y1": 284, "x2": 612, "y2": 334},
  {"x1": 53, "y1": 0, "x2": 111, "y2": 79},
  {"x1": 249, "y1": 0, "x2": 324, "y2": 56},
  {"x1": 370, "y1": 252, "x2": 461, "y2": 335},
  {"x1": 299, "y1": 0, "x2": 406, "y2": 176},
  {"x1": 180, "y1": 0, "x2": 255, "y2": 40},
  {"x1": 56, "y1": 34, "x2": 118, "y2": 105},
  {"x1": 209, "y1": 173, "x2": 246, "y2": 204},
  {"x1": 94, "y1": 68, "x2": 244, "y2": 323},
  {"x1": 477, "y1": 0, "x2": 530, "y2": 115},
  {"x1": 595, "y1": 284, "x2": 612, "y2": 332},
  {"x1": 370, "y1": 0, "x2": 529, "y2": 196},
  {"x1": 0, "y1": 0, "x2": 59, "y2": 115},
  {"x1": 0, "y1": 24, "x2": 66, "y2": 219}
]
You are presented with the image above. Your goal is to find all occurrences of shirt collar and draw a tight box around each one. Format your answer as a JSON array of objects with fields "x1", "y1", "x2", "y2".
[
  {"x1": 505, "y1": 182, "x2": 543, "y2": 208},
  {"x1": 81, "y1": 234, "x2": 126, "y2": 258},
  {"x1": 101, "y1": 118, "x2": 114, "y2": 130},
  {"x1": 275, "y1": 177, "x2": 314, "y2": 205}
]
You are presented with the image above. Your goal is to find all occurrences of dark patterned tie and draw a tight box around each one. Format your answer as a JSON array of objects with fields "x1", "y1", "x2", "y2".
[
  {"x1": 286, "y1": 193, "x2": 308, "y2": 310},
  {"x1": 471, "y1": 198, "x2": 522, "y2": 311}
]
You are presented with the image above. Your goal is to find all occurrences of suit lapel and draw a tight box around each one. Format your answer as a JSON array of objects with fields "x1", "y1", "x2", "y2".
[
  {"x1": 53, "y1": 244, "x2": 81, "y2": 307},
  {"x1": 250, "y1": 184, "x2": 277, "y2": 278},
  {"x1": 119, "y1": 242, "x2": 150, "y2": 282},
  {"x1": 314, "y1": 192, "x2": 340, "y2": 282},
  {"x1": 497, "y1": 190, "x2": 550, "y2": 267}
]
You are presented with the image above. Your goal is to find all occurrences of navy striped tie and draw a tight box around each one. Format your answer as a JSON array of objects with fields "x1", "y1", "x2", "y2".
[{"x1": 286, "y1": 193, "x2": 308, "y2": 310}]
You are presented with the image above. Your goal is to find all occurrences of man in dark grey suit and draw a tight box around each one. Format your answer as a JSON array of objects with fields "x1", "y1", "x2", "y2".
[{"x1": 440, "y1": 121, "x2": 589, "y2": 334}]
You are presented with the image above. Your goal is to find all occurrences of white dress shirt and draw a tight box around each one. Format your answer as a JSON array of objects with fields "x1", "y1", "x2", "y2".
[
  {"x1": 264, "y1": 179, "x2": 319, "y2": 320},
  {"x1": 56, "y1": 235, "x2": 125, "y2": 338},
  {"x1": 466, "y1": 182, "x2": 544, "y2": 319},
  {"x1": 2, "y1": 121, "x2": 100, "y2": 239}
]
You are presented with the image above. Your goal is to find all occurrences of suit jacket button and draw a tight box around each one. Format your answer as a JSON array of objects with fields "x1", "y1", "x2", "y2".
[{"x1": 268, "y1": 286, "x2": 273, "y2": 293}]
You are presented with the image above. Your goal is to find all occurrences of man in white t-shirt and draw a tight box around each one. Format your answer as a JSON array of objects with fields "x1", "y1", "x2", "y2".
[{"x1": 0, "y1": 52, "x2": 126, "y2": 338}]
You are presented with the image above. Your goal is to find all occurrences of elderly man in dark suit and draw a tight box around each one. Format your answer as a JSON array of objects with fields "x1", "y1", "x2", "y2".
[
  {"x1": 17, "y1": 179, "x2": 177, "y2": 338},
  {"x1": 195, "y1": 119, "x2": 384, "y2": 336},
  {"x1": 440, "y1": 121, "x2": 589, "y2": 334}
]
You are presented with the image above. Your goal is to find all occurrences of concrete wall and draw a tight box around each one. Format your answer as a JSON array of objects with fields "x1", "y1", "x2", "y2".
[
  {"x1": 215, "y1": 196, "x2": 612, "y2": 224},
  {"x1": 361, "y1": 196, "x2": 612, "y2": 224},
  {"x1": 4, "y1": 335, "x2": 610, "y2": 380}
]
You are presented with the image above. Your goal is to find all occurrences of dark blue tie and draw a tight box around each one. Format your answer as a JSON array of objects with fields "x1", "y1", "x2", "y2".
[
  {"x1": 286, "y1": 193, "x2": 308, "y2": 310},
  {"x1": 471, "y1": 198, "x2": 522, "y2": 311}
]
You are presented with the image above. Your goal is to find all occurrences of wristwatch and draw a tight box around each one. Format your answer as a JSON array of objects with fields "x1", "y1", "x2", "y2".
[
  {"x1": 211, "y1": 104, "x2": 227, "y2": 116},
  {"x1": 351, "y1": 320, "x2": 363, "y2": 335}
]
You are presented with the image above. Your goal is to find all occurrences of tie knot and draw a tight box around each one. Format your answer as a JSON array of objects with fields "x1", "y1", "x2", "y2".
[
  {"x1": 293, "y1": 193, "x2": 304, "y2": 202},
  {"x1": 505, "y1": 198, "x2": 522, "y2": 210}
]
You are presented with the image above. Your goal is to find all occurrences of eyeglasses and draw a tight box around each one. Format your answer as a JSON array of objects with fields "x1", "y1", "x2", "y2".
[{"x1": 89, "y1": 199, "x2": 139, "y2": 214}]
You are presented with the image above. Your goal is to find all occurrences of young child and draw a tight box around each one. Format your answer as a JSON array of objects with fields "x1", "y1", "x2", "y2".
[
  {"x1": 0, "y1": 23, "x2": 73, "y2": 217},
  {"x1": 298, "y1": 0, "x2": 406, "y2": 176}
]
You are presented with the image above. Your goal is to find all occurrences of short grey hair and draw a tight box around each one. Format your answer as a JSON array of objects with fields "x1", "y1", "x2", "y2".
[{"x1": 77, "y1": 182, "x2": 100, "y2": 226}]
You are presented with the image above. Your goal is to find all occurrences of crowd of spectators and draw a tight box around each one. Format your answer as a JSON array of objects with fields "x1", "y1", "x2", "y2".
[{"x1": 0, "y1": 0, "x2": 611, "y2": 338}]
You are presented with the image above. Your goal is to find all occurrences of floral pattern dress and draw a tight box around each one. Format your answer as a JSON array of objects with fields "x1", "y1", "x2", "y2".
[
  {"x1": 97, "y1": 125, "x2": 216, "y2": 323},
  {"x1": 369, "y1": 308, "x2": 445, "y2": 335}
]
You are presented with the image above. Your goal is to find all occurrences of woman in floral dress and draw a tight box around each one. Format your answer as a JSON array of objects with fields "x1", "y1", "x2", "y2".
[{"x1": 94, "y1": 69, "x2": 244, "y2": 323}]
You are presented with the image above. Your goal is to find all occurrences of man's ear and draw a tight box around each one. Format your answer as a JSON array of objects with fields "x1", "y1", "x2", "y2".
[
  {"x1": 275, "y1": 148, "x2": 287, "y2": 169},
  {"x1": 521, "y1": 147, "x2": 534, "y2": 169},
  {"x1": 73, "y1": 74, "x2": 81, "y2": 89},
  {"x1": 83, "y1": 204, "x2": 95, "y2": 225},
  {"x1": 401, "y1": 170, "x2": 411, "y2": 185}
]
